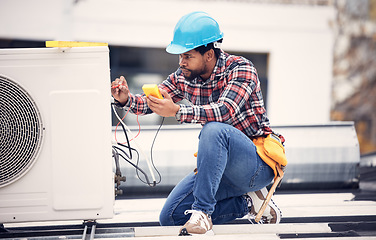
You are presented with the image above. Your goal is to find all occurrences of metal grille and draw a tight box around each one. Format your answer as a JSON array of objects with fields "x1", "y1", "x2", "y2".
[{"x1": 0, "y1": 75, "x2": 44, "y2": 188}]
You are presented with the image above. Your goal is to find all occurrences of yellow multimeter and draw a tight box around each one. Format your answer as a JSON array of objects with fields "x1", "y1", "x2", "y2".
[{"x1": 142, "y1": 84, "x2": 163, "y2": 99}]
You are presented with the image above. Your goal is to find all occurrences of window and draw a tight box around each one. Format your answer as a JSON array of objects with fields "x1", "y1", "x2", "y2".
[{"x1": 110, "y1": 46, "x2": 269, "y2": 126}]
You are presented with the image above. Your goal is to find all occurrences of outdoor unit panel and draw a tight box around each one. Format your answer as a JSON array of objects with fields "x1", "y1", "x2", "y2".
[{"x1": 0, "y1": 47, "x2": 114, "y2": 223}]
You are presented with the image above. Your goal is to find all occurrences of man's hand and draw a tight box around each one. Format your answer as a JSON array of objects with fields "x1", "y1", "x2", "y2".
[
  {"x1": 146, "y1": 88, "x2": 180, "y2": 117},
  {"x1": 111, "y1": 76, "x2": 129, "y2": 105}
]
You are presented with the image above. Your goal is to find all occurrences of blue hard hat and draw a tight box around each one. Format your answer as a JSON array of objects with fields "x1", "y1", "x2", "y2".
[{"x1": 166, "y1": 11, "x2": 224, "y2": 54}]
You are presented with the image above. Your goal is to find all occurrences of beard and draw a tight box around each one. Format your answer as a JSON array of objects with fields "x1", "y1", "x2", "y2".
[{"x1": 181, "y1": 65, "x2": 207, "y2": 81}]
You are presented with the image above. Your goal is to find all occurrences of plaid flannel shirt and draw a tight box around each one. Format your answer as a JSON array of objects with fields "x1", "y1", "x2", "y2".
[{"x1": 125, "y1": 50, "x2": 283, "y2": 142}]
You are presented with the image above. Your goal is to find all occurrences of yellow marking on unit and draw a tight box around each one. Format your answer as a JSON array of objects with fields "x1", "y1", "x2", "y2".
[{"x1": 45, "y1": 41, "x2": 108, "y2": 48}]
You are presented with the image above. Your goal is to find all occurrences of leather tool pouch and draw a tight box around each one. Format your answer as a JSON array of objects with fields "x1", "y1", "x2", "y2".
[
  {"x1": 253, "y1": 134, "x2": 287, "y2": 178},
  {"x1": 263, "y1": 134, "x2": 288, "y2": 166}
]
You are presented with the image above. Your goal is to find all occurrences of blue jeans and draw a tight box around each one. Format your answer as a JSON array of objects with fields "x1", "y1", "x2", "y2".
[{"x1": 159, "y1": 122, "x2": 274, "y2": 226}]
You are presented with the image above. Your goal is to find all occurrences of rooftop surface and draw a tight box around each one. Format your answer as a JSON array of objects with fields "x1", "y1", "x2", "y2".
[
  {"x1": 2, "y1": 158, "x2": 376, "y2": 239},
  {"x1": 2, "y1": 188, "x2": 376, "y2": 239}
]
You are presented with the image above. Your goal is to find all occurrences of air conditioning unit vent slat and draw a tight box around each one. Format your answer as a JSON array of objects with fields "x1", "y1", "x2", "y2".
[{"x1": 0, "y1": 75, "x2": 44, "y2": 188}]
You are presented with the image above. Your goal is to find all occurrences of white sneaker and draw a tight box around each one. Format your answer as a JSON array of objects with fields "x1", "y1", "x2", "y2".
[
  {"x1": 179, "y1": 210, "x2": 213, "y2": 235},
  {"x1": 245, "y1": 187, "x2": 282, "y2": 224}
]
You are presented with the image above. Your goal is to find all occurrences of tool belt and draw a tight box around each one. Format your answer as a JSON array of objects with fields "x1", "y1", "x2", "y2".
[{"x1": 253, "y1": 134, "x2": 287, "y2": 179}]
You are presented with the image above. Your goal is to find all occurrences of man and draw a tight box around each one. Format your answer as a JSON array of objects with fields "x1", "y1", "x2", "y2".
[{"x1": 111, "y1": 11, "x2": 283, "y2": 235}]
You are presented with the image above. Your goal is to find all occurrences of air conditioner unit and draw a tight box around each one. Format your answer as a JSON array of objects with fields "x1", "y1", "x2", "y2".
[{"x1": 0, "y1": 46, "x2": 114, "y2": 223}]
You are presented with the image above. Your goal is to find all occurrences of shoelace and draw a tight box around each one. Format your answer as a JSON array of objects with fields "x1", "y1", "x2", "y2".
[
  {"x1": 244, "y1": 195, "x2": 262, "y2": 224},
  {"x1": 246, "y1": 212, "x2": 265, "y2": 224},
  {"x1": 245, "y1": 198, "x2": 282, "y2": 224},
  {"x1": 184, "y1": 210, "x2": 210, "y2": 230},
  {"x1": 244, "y1": 195, "x2": 268, "y2": 224}
]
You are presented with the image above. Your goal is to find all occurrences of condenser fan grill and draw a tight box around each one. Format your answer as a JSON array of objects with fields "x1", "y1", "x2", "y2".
[{"x1": 0, "y1": 75, "x2": 44, "y2": 188}]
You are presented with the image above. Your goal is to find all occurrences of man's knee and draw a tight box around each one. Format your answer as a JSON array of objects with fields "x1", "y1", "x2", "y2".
[
  {"x1": 200, "y1": 122, "x2": 227, "y2": 138},
  {"x1": 159, "y1": 208, "x2": 172, "y2": 226}
]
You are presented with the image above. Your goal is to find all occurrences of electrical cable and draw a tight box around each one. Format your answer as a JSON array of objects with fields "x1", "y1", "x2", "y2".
[
  {"x1": 113, "y1": 86, "x2": 141, "y2": 144},
  {"x1": 119, "y1": 122, "x2": 132, "y2": 159},
  {"x1": 112, "y1": 148, "x2": 121, "y2": 176},
  {"x1": 112, "y1": 145, "x2": 151, "y2": 185},
  {"x1": 149, "y1": 117, "x2": 164, "y2": 184},
  {"x1": 117, "y1": 141, "x2": 151, "y2": 185},
  {"x1": 111, "y1": 101, "x2": 163, "y2": 187}
]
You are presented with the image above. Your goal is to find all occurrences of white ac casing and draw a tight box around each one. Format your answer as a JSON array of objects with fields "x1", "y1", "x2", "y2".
[{"x1": 0, "y1": 46, "x2": 114, "y2": 223}]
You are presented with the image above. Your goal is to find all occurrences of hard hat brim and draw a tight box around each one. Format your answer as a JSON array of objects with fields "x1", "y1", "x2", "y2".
[{"x1": 166, "y1": 43, "x2": 193, "y2": 55}]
